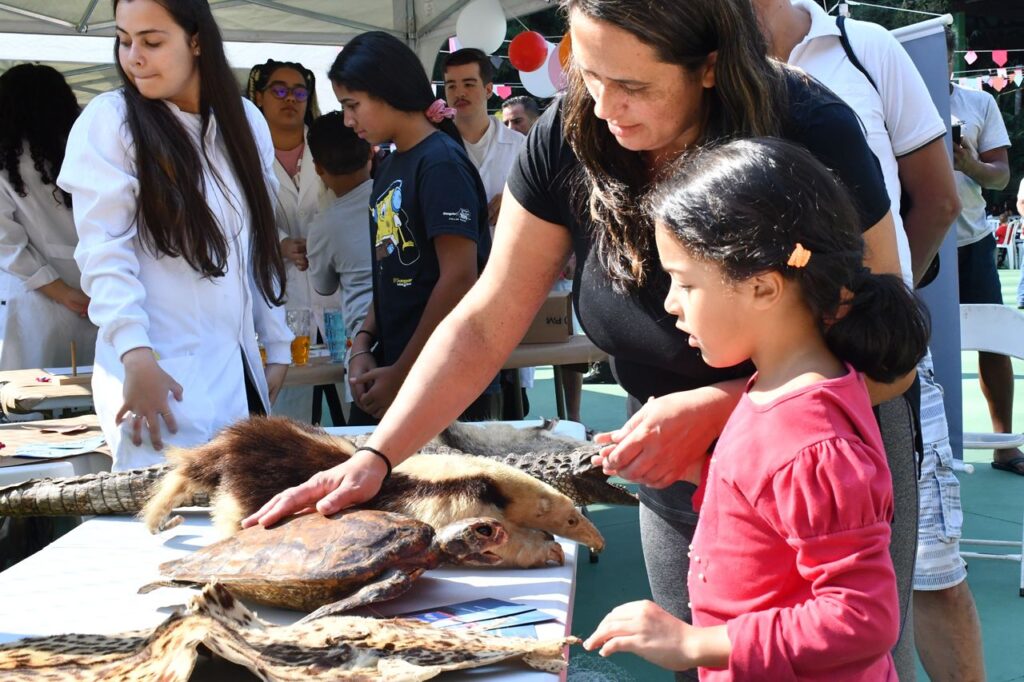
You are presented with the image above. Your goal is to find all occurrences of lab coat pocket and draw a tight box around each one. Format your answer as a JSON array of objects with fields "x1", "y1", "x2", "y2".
[
  {"x1": 152, "y1": 354, "x2": 212, "y2": 448},
  {"x1": 930, "y1": 439, "x2": 964, "y2": 543}
]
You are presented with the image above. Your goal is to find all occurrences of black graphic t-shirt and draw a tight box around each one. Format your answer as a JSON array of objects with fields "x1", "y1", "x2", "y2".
[{"x1": 369, "y1": 131, "x2": 491, "y2": 367}]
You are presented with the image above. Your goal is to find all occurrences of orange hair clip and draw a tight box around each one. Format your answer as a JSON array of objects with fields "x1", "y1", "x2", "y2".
[{"x1": 787, "y1": 243, "x2": 812, "y2": 268}]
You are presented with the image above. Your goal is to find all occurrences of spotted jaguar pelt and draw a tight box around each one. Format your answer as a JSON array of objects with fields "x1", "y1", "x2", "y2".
[{"x1": 0, "y1": 582, "x2": 578, "y2": 680}]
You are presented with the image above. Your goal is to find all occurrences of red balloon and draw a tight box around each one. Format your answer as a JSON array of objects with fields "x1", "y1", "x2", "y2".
[{"x1": 508, "y1": 31, "x2": 548, "y2": 73}]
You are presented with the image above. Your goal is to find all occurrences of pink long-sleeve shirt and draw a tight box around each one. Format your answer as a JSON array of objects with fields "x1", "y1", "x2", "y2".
[{"x1": 690, "y1": 368, "x2": 899, "y2": 681}]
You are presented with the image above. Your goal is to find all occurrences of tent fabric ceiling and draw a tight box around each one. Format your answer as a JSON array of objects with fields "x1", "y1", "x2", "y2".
[
  {"x1": 0, "y1": 0, "x2": 552, "y2": 100},
  {"x1": 0, "y1": 1, "x2": 551, "y2": 51}
]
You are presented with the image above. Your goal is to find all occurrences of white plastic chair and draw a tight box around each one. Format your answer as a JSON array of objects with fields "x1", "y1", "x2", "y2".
[
  {"x1": 993, "y1": 218, "x2": 1017, "y2": 270},
  {"x1": 958, "y1": 304, "x2": 1024, "y2": 596}
]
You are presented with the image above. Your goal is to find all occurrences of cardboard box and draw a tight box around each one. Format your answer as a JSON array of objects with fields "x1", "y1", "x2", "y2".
[{"x1": 521, "y1": 291, "x2": 573, "y2": 344}]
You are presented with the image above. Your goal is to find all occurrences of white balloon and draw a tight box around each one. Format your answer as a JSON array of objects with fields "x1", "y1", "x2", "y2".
[
  {"x1": 455, "y1": 0, "x2": 506, "y2": 55},
  {"x1": 520, "y1": 42, "x2": 558, "y2": 99}
]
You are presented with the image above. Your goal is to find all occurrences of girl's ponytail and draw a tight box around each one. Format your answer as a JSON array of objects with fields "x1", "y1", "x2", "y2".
[
  {"x1": 425, "y1": 99, "x2": 463, "y2": 146},
  {"x1": 824, "y1": 269, "x2": 930, "y2": 383},
  {"x1": 652, "y1": 138, "x2": 931, "y2": 384}
]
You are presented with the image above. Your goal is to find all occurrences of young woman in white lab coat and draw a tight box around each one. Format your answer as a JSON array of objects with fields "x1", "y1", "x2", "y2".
[
  {"x1": 247, "y1": 60, "x2": 341, "y2": 337},
  {"x1": 246, "y1": 60, "x2": 340, "y2": 421},
  {"x1": 57, "y1": 0, "x2": 292, "y2": 470},
  {"x1": 0, "y1": 64, "x2": 97, "y2": 371}
]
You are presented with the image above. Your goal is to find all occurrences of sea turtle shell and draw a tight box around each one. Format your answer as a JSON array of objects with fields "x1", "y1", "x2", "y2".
[{"x1": 150, "y1": 509, "x2": 441, "y2": 611}]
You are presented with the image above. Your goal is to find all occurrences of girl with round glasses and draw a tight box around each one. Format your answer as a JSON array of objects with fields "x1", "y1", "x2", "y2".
[{"x1": 247, "y1": 59, "x2": 337, "y2": 421}]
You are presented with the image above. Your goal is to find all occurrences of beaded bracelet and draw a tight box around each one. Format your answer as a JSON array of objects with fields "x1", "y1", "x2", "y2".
[{"x1": 355, "y1": 446, "x2": 392, "y2": 480}]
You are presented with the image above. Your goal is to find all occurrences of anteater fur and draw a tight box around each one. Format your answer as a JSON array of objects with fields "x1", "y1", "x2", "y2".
[{"x1": 142, "y1": 416, "x2": 604, "y2": 568}]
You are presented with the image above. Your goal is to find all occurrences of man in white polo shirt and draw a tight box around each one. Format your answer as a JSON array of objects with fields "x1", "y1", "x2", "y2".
[
  {"x1": 753, "y1": 3, "x2": 979, "y2": 681},
  {"x1": 443, "y1": 48, "x2": 533, "y2": 418}
]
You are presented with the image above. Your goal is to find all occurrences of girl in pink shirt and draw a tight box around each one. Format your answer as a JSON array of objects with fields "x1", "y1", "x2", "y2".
[{"x1": 584, "y1": 138, "x2": 930, "y2": 680}]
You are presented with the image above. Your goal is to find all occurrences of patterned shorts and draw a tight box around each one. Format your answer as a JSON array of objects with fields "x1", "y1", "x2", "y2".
[{"x1": 914, "y1": 350, "x2": 968, "y2": 591}]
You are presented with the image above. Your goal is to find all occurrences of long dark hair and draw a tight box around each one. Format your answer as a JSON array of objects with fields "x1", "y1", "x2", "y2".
[
  {"x1": 245, "y1": 59, "x2": 321, "y2": 128},
  {"x1": 112, "y1": 0, "x2": 285, "y2": 304},
  {"x1": 653, "y1": 138, "x2": 928, "y2": 383},
  {"x1": 561, "y1": 0, "x2": 788, "y2": 292},
  {"x1": 0, "y1": 64, "x2": 80, "y2": 208},
  {"x1": 327, "y1": 31, "x2": 463, "y2": 146}
]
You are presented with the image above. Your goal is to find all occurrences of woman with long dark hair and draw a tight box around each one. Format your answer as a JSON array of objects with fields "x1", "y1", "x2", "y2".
[
  {"x1": 325, "y1": 31, "x2": 499, "y2": 425},
  {"x1": 57, "y1": 0, "x2": 291, "y2": 471},
  {"x1": 0, "y1": 64, "x2": 97, "y2": 371},
  {"x1": 246, "y1": 2, "x2": 917, "y2": 677}
]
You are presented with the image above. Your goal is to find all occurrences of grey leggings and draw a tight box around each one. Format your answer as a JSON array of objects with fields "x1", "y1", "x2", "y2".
[{"x1": 634, "y1": 396, "x2": 919, "y2": 680}]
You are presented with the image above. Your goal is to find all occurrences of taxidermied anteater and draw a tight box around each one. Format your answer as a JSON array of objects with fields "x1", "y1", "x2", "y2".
[{"x1": 142, "y1": 416, "x2": 605, "y2": 568}]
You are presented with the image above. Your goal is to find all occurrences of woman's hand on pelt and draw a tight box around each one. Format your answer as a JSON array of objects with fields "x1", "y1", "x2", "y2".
[
  {"x1": 591, "y1": 380, "x2": 744, "y2": 489},
  {"x1": 241, "y1": 449, "x2": 390, "y2": 529}
]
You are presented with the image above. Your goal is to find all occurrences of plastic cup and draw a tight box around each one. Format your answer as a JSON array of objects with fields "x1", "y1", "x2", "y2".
[{"x1": 323, "y1": 309, "x2": 347, "y2": 363}]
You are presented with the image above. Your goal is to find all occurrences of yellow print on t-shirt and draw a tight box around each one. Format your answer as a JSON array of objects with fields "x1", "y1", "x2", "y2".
[{"x1": 372, "y1": 179, "x2": 420, "y2": 266}]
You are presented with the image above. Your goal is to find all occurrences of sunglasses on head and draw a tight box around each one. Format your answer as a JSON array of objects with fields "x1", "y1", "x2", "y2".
[{"x1": 265, "y1": 83, "x2": 309, "y2": 102}]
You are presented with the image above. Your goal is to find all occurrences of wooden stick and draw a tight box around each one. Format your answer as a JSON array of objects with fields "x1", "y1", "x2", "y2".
[{"x1": 71, "y1": 341, "x2": 77, "y2": 377}]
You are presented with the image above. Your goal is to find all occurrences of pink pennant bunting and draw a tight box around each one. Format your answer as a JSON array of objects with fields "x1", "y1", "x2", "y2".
[
  {"x1": 992, "y1": 50, "x2": 1008, "y2": 67},
  {"x1": 964, "y1": 50, "x2": 978, "y2": 65},
  {"x1": 990, "y1": 75, "x2": 1007, "y2": 91},
  {"x1": 495, "y1": 85, "x2": 513, "y2": 99},
  {"x1": 448, "y1": 36, "x2": 462, "y2": 53}
]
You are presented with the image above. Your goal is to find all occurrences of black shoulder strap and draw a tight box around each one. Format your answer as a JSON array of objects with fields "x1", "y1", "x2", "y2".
[{"x1": 837, "y1": 16, "x2": 880, "y2": 94}]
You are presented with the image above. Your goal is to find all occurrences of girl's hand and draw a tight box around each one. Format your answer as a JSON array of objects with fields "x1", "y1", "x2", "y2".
[
  {"x1": 583, "y1": 601, "x2": 694, "y2": 671},
  {"x1": 348, "y1": 352, "x2": 378, "y2": 404},
  {"x1": 592, "y1": 381, "x2": 743, "y2": 488},
  {"x1": 264, "y1": 363, "x2": 287, "y2": 405},
  {"x1": 117, "y1": 348, "x2": 183, "y2": 450},
  {"x1": 241, "y1": 448, "x2": 389, "y2": 529},
  {"x1": 280, "y1": 237, "x2": 308, "y2": 271},
  {"x1": 37, "y1": 279, "x2": 91, "y2": 317},
  {"x1": 584, "y1": 601, "x2": 731, "y2": 672},
  {"x1": 355, "y1": 365, "x2": 404, "y2": 419}
]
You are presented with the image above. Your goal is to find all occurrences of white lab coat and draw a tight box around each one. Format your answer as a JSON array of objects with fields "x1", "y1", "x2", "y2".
[
  {"x1": 271, "y1": 133, "x2": 340, "y2": 422},
  {"x1": 57, "y1": 91, "x2": 293, "y2": 471},
  {"x1": 0, "y1": 149, "x2": 97, "y2": 370},
  {"x1": 273, "y1": 136, "x2": 340, "y2": 338}
]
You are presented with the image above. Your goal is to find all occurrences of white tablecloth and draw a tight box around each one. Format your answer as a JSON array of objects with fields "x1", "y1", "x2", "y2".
[{"x1": 0, "y1": 419, "x2": 586, "y2": 680}]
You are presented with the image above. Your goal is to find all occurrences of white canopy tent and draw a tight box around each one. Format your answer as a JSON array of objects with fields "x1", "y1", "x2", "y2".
[{"x1": 0, "y1": 0, "x2": 552, "y2": 102}]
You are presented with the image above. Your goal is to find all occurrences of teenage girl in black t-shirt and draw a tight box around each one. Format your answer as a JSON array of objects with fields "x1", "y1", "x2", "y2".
[
  {"x1": 324, "y1": 32, "x2": 496, "y2": 426},
  {"x1": 245, "y1": 3, "x2": 916, "y2": 676}
]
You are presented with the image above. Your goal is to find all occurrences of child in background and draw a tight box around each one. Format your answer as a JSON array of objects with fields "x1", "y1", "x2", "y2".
[
  {"x1": 585, "y1": 138, "x2": 929, "y2": 680},
  {"x1": 328, "y1": 31, "x2": 500, "y2": 425},
  {"x1": 306, "y1": 111, "x2": 374, "y2": 368}
]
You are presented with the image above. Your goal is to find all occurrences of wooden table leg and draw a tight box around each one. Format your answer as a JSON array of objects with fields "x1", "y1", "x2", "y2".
[
  {"x1": 312, "y1": 384, "x2": 346, "y2": 426},
  {"x1": 553, "y1": 366, "x2": 567, "y2": 420},
  {"x1": 511, "y1": 371, "x2": 525, "y2": 420}
]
